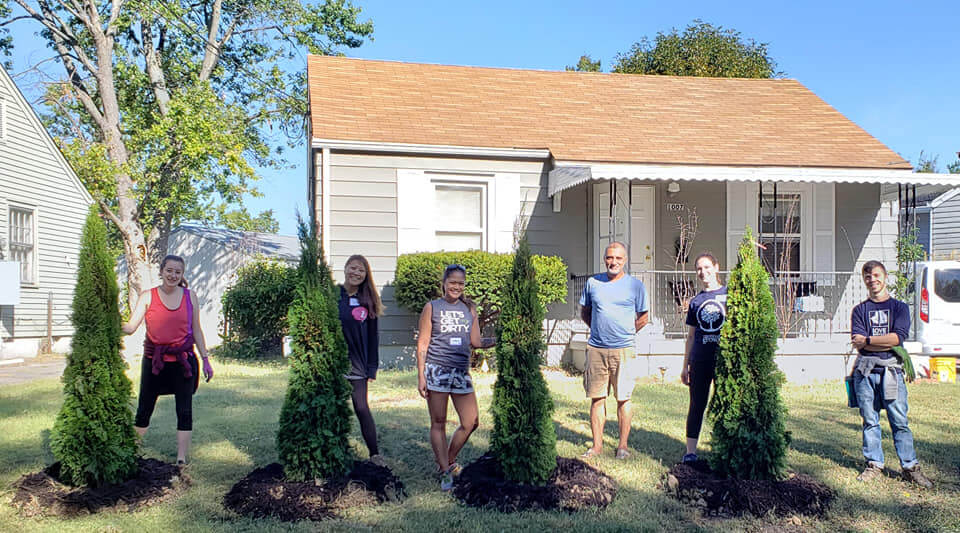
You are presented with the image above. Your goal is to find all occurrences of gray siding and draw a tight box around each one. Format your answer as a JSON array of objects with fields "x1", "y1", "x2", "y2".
[
  {"x1": 835, "y1": 183, "x2": 897, "y2": 271},
  {"x1": 932, "y1": 193, "x2": 960, "y2": 258},
  {"x1": 654, "y1": 181, "x2": 727, "y2": 270},
  {"x1": 0, "y1": 67, "x2": 92, "y2": 345}
]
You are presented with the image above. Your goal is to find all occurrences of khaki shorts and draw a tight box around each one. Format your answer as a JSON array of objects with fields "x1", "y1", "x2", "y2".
[{"x1": 584, "y1": 346, "x2": 636, "y2": 401}]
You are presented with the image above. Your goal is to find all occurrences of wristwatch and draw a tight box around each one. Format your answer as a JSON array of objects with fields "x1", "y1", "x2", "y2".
[{"x1": 866, "y1": 336, "x2": 871, "y2": 346}]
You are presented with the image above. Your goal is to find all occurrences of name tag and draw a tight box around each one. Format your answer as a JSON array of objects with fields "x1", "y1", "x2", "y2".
[
  {"x1": 450, "y1": 337, "x2": 462, "y2": 346},
  {"x1": 349, "y1": 297, "x2": 359, "y2": 307}
]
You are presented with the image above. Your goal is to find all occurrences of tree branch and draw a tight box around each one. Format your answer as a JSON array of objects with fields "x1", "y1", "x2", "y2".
[
  {"x1": 140, "y1": 17, "x2": 170, "y2": 114},
  {"x1": 105, "y1": 0, "x2": 125, "y2": 36},
  {"x1": 97, "y1": 198, "x2": 126, "y2": 235},
  {"x1": 197, "y1": 0, "x2": 223, "y2": 80}
]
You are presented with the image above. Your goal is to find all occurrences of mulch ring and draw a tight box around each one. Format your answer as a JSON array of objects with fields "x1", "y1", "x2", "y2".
[
  {"x1": 223, "y1": 460, "x2": 406, "y2": 522},
  {"x1": 452, "y1": 454, "x2": 617, "y2": 512},
  {"x1": 662, "y1": 460, "x2": 833, "y2": 518},
  {"x1": 11, "y1": 458, "x2": 189, "y2": 518}
]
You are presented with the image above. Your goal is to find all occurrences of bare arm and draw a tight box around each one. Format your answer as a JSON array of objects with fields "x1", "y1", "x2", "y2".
[
  {"x1": 681, "y1": 325, "x2": 696, "y2": 385},
  {"x1": 469, "y1": 308, "x2": 493, "y2": 349},
  {"x1": 416, "y1": 303, "x2": 432, "y2": 398},
  {"x1": 635, "y1": 311, "x2": 649, "y2": 332},
  {"x1": 190, "y1": 290, "x2": 208, "y2": 358},
  {"x1": 851, "y1": 333, "x2": 902, "y2": 351},
  {"x1": 121, "y1": 290, "x2": 150, "y2": 335},
  {"x1": 580, "y1": 304, "x2": 592, "y2": 328}
]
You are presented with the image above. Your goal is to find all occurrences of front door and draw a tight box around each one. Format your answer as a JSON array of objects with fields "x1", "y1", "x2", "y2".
[
  {"x1": 592, "y1": 181, "x2": 655, "y2": 273},
  {"x1": 593, "y1": 181, "x2": 630, "y2": 272}
]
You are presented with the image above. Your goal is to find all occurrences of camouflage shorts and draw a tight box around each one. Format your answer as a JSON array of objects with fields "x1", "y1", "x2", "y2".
[{"x1": 424, "y1": 362, "x2": 474, "y2": 394}]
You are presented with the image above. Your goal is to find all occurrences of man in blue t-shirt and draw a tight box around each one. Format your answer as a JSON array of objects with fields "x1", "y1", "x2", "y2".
[
  {"x1": 850, "y1": 260, "x2": 931, "y2": 488},
  {"x1": 579, "y1": 242, "x2": 649, "y2": 460}
]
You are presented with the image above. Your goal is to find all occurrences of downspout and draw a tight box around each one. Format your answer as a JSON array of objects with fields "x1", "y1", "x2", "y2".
[{"x1": 321, "y1": 147, "x2": 331, "y2": 262}]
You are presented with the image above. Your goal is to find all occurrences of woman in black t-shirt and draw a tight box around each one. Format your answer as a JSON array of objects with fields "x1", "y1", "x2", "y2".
[
  {"x1": 679, "y1": 253, "x2": 727, "y2": 464},
  {"x1": 339, "y1": 254, "x2": 385, "y2": 464}
]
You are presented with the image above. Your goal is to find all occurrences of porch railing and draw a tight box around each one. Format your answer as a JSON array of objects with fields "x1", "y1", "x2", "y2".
[{"x1": 570, "y1": 270, "x2": 872, "y2": 338}]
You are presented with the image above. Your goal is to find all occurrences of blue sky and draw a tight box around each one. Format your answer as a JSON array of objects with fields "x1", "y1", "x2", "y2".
[{"x1": 6, "y1": 0, "x2": 959, "y2": 235}]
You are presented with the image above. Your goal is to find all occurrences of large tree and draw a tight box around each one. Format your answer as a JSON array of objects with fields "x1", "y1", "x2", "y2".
[
  {"x1": 0, "y1": 0, "x2": 372, "y2": 308},
  {"x1": 612, "y1": 20, "x2": 780, "y2": 78}
]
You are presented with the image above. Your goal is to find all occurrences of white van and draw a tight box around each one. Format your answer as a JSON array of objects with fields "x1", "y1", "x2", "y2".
[{"x1": 914, "y1": 260, "x2": 960, "y2": 356}]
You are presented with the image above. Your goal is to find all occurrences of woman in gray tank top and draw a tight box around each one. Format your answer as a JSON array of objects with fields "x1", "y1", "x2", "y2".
[{"x1": 416, "y1": 264, "x2": 493, "y2": 491}]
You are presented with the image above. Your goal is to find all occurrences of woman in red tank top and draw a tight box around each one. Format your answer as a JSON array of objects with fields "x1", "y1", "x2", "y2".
[{"x1": 123, "y1": 255, "x2": 214, "y2": 465}]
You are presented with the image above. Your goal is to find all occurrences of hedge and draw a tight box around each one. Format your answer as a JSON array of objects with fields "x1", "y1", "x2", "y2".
[
  {"x1": 394, "y1": 250, "x2": 567, "y2": 332},
  {"x1": 220, "y1": 257, "x2": 297, "y2": 358}
]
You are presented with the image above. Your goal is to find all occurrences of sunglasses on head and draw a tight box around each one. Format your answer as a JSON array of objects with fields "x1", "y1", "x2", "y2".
[{"x1": 445, "y1": 264, "x2": 466, "y2": 273}]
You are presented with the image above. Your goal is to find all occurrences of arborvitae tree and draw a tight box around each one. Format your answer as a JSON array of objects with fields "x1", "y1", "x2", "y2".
[
  {"x1": 490, "y1": 237, "x2": 557, "y2": 484},
  {"x1": 50, "y1": 206, "x2": 138, "y2": 486},
  {"x1": 708, "y1": 227, "x2": 790, "y2": 480},
  {"x1": 276, "y1": 219, "x2": 352, "y2": 480}
]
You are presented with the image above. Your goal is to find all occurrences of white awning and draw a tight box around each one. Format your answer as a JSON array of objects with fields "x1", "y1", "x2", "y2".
[{"x1": 547, "y1": 163, "x2": 959, "y2": 197}]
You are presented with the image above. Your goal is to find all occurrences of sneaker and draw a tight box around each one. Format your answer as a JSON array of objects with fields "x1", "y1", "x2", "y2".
[
  {"x1": 681, "y1": 453, "x2": 699, "y2": 464},
  {"x1": 615, "y1": 448, "x2": 631, "y2": 460},
  {"x1": 440, "y1": 469, "x2": 455, "y2": 491},
  {"x1": 857, "y1": 464, "x2": 883, "y2": 482},
  {"x1": 448, "y1": 462, "x2": 462, "y2": 477},
  {"x1": 369, "y1": 454, "x2": 387, "y2": 468},
  {"x1": 902, "y1": 465, "x2": 933, "y2": 488}
]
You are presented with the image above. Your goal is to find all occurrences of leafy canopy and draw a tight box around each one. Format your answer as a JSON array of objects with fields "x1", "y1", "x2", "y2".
[{"x1": 612, "y1": 20, "x2": 780, "y2": 78}]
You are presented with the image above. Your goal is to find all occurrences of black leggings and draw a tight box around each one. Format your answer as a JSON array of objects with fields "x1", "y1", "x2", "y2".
[
  {"x1": 135, "y1": 355, "x2": 197, "y2": 431},
  {"x1": 350, "y1": 379, "x2": 379, "y2": 456},
  {"x1": 685, "y1": 359, "x2": 716, "y2": 440}
]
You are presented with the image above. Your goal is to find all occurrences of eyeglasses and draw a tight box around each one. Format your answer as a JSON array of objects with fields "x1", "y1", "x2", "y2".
[{"x1": 445, "y1": 264, "x2": 467, "y2": 273}]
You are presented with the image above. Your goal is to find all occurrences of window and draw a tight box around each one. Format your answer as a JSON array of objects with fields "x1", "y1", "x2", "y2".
[
  {"x1": 433, "y1": 182, "x2": 486, "y2": 251},
  {"x1": 9, "y1": 207, "x2": 36, "y2": 284},
  {"x1": 934, "y1": 269, "x2": 960, "y2": 303},
  {"x1": 759, "y1": 193, "x2": 802, "y2": 273}
]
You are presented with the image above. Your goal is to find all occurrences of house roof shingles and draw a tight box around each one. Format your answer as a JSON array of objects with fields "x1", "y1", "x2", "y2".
[{"x1": 307, "y1": 56, "x2": 912, "y2": 170}]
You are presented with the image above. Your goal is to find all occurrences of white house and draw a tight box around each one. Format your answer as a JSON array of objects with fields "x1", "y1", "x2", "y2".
[
  {"x1": 305, "y1": 56, "x2": 960, "y2": 381},
  {"x1": 0, "y1": 65, "x2": 93, "y2": 359}
]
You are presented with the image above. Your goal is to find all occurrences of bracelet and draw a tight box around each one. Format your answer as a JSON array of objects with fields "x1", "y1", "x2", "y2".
[{"x1": 866, "y1": 336, "x2": 871, "y2": 346}]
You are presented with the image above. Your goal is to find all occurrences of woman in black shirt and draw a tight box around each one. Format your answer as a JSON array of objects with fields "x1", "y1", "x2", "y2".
[
  {"x1": 339, "y1": 254, "x2": 385, "y2": 463},
  {"x1": 680, "y1": 252, "x2": 727, "y2": 464}
]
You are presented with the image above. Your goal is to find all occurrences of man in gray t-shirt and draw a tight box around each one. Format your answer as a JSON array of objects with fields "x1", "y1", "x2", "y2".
[{"x1": 579, "y1": 242, "x2": 649, "y2": 460}]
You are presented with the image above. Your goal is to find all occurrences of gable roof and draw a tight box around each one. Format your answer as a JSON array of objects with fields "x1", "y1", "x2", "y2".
[
  {"x1": 172, "y1": 224, "x2": 299, "y2": 261},
  {"x1": 0, "y1": 65, "x2": 94, "y2": 204},
  {"x1": 307, "y1": 56, "x2": 912, "y2": 170}
]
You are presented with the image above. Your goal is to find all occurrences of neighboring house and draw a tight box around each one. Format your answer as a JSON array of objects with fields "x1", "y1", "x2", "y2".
[
  {"x1": 0, "y1": 65, "x2": 94, "y2": 359},
  {"x1": 119, "y1": 223, "x2": 299, "y2": 358},
  {"x1": 909, "y1": 187, "x2": 960, "y2": 259},
  {"x1": 305, "y1": 56, "x2": 959, "y2": 381}
]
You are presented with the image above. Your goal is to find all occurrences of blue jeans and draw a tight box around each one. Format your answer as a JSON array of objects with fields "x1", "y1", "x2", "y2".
[{"x1": 854, "y1": 370, "x2": 917, "y2": 469}]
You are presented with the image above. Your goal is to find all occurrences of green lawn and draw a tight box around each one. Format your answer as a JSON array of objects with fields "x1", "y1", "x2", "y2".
[{"x1": 1, "y1": 361, "x2": 958, "y2": 532}]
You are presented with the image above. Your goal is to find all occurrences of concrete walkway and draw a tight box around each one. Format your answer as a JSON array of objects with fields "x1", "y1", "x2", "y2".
[{"x1": 0, "y1": 355, "x2": 66, "y2": 387}]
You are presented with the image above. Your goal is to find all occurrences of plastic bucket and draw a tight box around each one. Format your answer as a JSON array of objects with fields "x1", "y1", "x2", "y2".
[{"x1": 930, "y1": 357, "x2": 957, "y2": 383}]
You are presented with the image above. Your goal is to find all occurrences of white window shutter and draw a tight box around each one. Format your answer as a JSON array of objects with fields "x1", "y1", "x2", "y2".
[
  {"x1": 493, "y1": 173, "x2": 519, "y2": 252},
  {"x1": 396, "y1": 169, "x2": 434, "y2": 253},
  {"x1": 813, "y1": 182, "x2": 835, "y2": 273}
]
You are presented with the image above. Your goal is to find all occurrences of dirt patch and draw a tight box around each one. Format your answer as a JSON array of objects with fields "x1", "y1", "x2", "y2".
[
  {"x1": 223, "y1": 460, "x2": 406, "y2": 522},
  {"x1": 11, "y1": 458, "x2": 189, "y2": 517},
  {"x1": 662, "y1": 461, "x2": 833, "y2": 518},
  {"x1": 452, "y1": 454, "x2": 617, "y2": 512}
]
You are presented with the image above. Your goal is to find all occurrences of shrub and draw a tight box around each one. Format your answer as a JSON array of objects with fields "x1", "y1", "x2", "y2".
[
  {"x1": 221, "y1": 257, "x2": 297, "y2": 358},
  {"x1": 394, "y1": 251, "x2": 567, "y2": 334},
  {"x1": 490, "y1": 237, "x2": 557, "y2": 484},
  {"x1": 276, "y1": 220, "x2": 352, "y2": 480},
  {"x1": 708, "y1": 227, "x2": 790, "y2": 480},
  {"x1": 51, "y1": 206, "x2": 138, "y2": 486}
]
